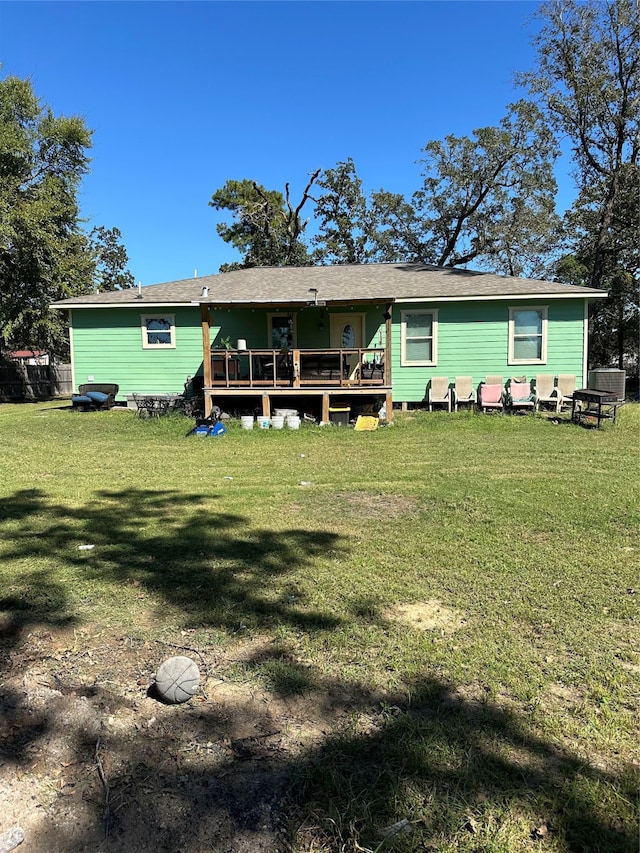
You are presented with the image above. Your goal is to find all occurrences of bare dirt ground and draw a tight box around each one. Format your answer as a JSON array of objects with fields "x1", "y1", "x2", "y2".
[
  {"x1": 0, "y1": 624, "x2": 341, "y2": 853},
  {"x1": 0, "y1": 600, "x2": 465, "y2": 853}
]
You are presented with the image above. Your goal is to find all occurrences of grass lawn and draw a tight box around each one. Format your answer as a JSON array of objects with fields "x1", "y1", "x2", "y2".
[{"x1": 0, "y1": 401, "x2": 638, "y2": 852}]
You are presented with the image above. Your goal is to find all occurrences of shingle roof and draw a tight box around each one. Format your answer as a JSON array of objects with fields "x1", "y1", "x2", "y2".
[{"x1": 53, "y1": 263, "x2": 606, "y2": 307}]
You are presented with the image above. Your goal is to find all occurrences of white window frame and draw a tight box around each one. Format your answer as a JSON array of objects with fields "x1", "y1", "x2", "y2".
[
  {"x1": 508, "y1": 306, "x2": 547, "y2": 365},
  {"x1": 141, "y1": 314, "x2": 176, "y2": 349},
  {"x1": 401, "y1": 309, "x2": 438, "y2": 366},
  {"x1": 267, "y1": 312, "x2": 297, "y2": 348}
]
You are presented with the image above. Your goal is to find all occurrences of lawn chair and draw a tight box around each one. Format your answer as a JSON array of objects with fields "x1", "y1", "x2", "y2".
[
  {"x1": 453, "y1": 376, "x2": 476, "y2": 411},
  {"x1": 361, "y1": 358, "x2": 384, "y2": 381},
  {"x1": 534, "y1": 374, "x2": 559, "y2": 412},
  {"x1": 557, "y1": 374, "x2": 576, "y2": 411},
  {"x1": 478, "y1": 382, "x2": 504, "y2": 413},
  {"x1": 132, "y1": 392, "x2": 163, "y2": 418},
  {"x1": 428, "y1": 377, "x2": 451, "y2": 412},
  {"x1": 506, "y1": 379, "x2": 535, "y2": 413},
  {"x1": 71, "y1": 383, "x2": 119, "y2": 411},
  {"x1": 486, "y1": 375, "x2": 504, "y2": 387},
  {"x1": 173, "y1": 375, "x2": 204, "y2": 418}
]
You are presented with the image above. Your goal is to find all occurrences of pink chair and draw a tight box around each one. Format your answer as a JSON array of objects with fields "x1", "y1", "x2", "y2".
[
  {"x1": 479, "y1": 383, "x2": 504, "y2": 412},
  {"x1": 507, "y1": 381, "x2": 534, "y2": 413}
]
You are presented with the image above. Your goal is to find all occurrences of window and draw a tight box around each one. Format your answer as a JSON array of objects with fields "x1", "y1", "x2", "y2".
[
  {"x1": 141, "y1": 314, "x2": 176, "y2": 349},
  {"x1": 509, "y1": 307, "x2": 547, "y2": 363},
  {"x1": 341, "y1": 323, "x2": 356, "y2": 348},
  {"x1": 268, "y1": 313, "x2": 296, "y2": 348},
  {"x1": 401, "y1": 310, "x2": 437, "y2": 366}
]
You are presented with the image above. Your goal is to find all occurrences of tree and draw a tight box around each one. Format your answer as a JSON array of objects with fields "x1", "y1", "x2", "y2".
[
  {"x1": 0, "y1": 74, "x2": 94, "y2": 356},
  {"x1": 310, "y1": 158, "x2": 382, "y2": 264},
  {"x1": 520, "y1": 0, "x2": 639, "y2": 289},
  {"x1": 88, "y1": 225, "x2": 134, "y2": 292},
  {"x1": 373, "y1": 101, "x2": 561, "y2": 277},
  {"x1": 520, "y1": 0, "x2": 639, "y2": 369},
  {"x1": 556, "y1": 163, "x2": 639, "y2": 369},
  {"x1": 209, "y1": 172, "x2": 320, "y2": 270}
]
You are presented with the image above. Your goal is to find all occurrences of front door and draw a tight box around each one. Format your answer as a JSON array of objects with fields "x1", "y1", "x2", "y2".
[
  {"x1": 330, "y1": 313, "x2": 366, "y2": 379},
  {"x1": 329, "y1": 313, "x2": 365, "y2": 349}
]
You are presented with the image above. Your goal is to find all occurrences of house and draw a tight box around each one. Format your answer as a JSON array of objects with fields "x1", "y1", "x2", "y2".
[
  {"x1": 9, "y1": 350, "x2": 50, "y2": 366},
  {"x1": 53, "y1": 263, "x2": 607, "y2": 419}
]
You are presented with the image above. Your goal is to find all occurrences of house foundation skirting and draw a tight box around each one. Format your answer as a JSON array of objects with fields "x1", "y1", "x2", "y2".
[{"x1": 204, "y1": 387, "x2": 393, "y2": 422}]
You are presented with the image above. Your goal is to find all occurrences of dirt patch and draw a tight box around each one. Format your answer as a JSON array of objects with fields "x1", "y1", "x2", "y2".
[
  {"x1": 338, "y1": 491, "x2": 419, "y2": 519},
  {"x1": 0, "y1": 624, "x2": 360, "y2": 853},
  {"x1": 544, "y1": 682, "x2": 583, "y2": 710},
  {"x1": 386, "y1": 600, "x2": 467, "y2": 633}
]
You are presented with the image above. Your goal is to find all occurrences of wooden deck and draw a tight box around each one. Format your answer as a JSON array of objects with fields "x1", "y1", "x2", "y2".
[{"x1": 203, "y1": 347, "x2": 392, "y2": 421}]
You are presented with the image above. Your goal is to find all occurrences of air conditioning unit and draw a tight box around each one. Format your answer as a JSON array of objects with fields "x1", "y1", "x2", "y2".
[{"x1": 588, "y1": 369, "x2": 626, "y2": 401}]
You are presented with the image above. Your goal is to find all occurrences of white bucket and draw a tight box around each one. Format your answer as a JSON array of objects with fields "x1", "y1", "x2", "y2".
[
  {"x1": 240, "y1": 416, "x2": 254, "y2": 430},
  {"x1": 270, "y1": 416, "x2": 285, "y2": 429},
  {"x1": 259, "y1": 417, "x2": 270, "y2": 429},
  {"x1": 286, "y1": 416, "x2": 301, "y2": 430},
  {"x1": 274, "y1": 408, "x2": 298, "y2": 418}
]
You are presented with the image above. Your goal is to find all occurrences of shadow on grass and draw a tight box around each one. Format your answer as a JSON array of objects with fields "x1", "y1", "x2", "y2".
[
  {"x1": 288, "y1": 678, "x2": 638, "y2": 852},
  {"x1": 0, "y1": 487, "x2": 636, "y2": 852},
  {"x1": 0, "y1": 487, "x2": 343, "y2": 775},
  {"x1": 9, "y1": 673, "x2": 636, "y2": 853},
  {"x1": 1, "y1": 487, "x2": 344, "y2": 635}
]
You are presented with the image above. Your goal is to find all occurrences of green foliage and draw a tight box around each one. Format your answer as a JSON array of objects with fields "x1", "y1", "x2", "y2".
[
  {"x1": 208, "y1": 1, "x2": 636, "y2": 378},
  {"x1": 213, "y1": 107, "x2": 561, "y2": 276},
  {"x1": 88, "y1": 225, "x2": 134, "y2": 292},
  {"x1": 557, "y1": 163, "x2": 639, "y2": 369},
  {"x1": 209, "y1": 174, "x2": 319, "y2": 269},
  {"x1": 0, "y1": 75, "x2": 94, "y2": 355},
  {"x1": 311, "y1": 158, "x2": 383, "y2": 265},
  {"x1": 521, "y1": 0, "x2": 640, "y2": 369},
  {"x1": 377, "y1": 101, "x2": 562, "y2": 276},
  {"x1": 0, "y1": 74, "x2": 133, "y2": 357},
  {"x1": 521, "y1": 0, "x2": 639, "y2": 189}
]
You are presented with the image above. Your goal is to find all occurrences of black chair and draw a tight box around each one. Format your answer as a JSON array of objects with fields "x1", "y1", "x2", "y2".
[
  {"x1": 173, "y1": 375, "x2": 204, "y2": 417},
  {"x1": 260, "y1": 352, "x2": 293, "y2": 382}
]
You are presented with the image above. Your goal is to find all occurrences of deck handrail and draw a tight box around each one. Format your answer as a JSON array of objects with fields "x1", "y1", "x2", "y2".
[{"x1": 209, "y1": 347, "x2": 386, "y2": 388}]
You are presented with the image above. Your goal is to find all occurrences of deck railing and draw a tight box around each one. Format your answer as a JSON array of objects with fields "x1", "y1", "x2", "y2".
[{"x1": 209, "y1": 347, "x2": 387, "y2": 389}]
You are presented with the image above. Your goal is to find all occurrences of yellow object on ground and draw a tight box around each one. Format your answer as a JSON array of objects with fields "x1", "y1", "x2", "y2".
[{"x1": 354, "y1": 416, "x2": 379, "y2": 431}]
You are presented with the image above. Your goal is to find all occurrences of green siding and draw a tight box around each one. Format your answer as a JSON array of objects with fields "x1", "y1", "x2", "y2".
[
  {"x1": 208, "y1": 305, "x2": 385, "y2": 349},
  {"x1": 69, "y1": 299, "x2": 586, "y2": 403},
  {"x1": 71, "y1": 307, "x2": 204, "y2": 397},
  {"x1": 70, "y1": 305, "x2": 387, "y2": 398},
  {"x1": 391, "y1": 300, "x2": 586, "y2": 402}
]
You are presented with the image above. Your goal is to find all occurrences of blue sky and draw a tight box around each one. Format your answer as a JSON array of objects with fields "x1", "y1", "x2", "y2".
[{"x1": 1, "y1": 1, "x2": 570, "y2": 286}]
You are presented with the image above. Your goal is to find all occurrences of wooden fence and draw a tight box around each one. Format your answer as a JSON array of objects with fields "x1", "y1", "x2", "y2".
[{"x1": 0, "y1": 363, "x2": 73, "y2": 400}]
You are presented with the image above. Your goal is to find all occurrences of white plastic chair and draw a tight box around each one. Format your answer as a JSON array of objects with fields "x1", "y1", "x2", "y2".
[
  {"x1": 453, "y1": 377, "x2": 476, "y2": 411},
  {"x1": 428, "y1": 377, "x2": 451, "y2": 412},
  {"x1": 534, "y1": 374, "x2": 559, "y2": 412},
  {"x1": 557, "y1": 374, "x2": 576, "y2": 411}
]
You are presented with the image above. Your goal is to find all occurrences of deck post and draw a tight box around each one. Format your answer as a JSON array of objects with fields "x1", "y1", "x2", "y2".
[
  {"x1": 321, "y1": 392, "x2": 329, "y2": 423},
  {"x1": 383, "y1": 305, "x2": 393, "y2": 421},
  {"x1": 292, "y1": 349, "x2": 301, "y2": 388},
  {"x1": 201, "y1": 304, "x2": 212, "y2": 417},
  {"x1": 384, "y1": 303, "x2": 392, "y2": 387},
  {"x1": 385, "y1": 390, "x2": 393, "y2": 421},
  {"x1": 262, "y1": 394, "x2": 271, "y2": 418}
]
